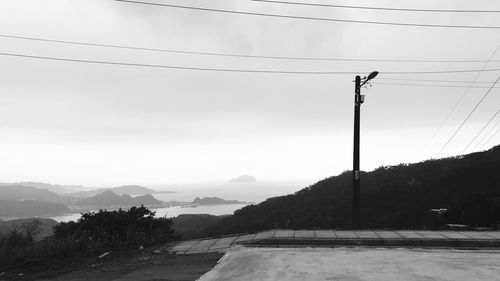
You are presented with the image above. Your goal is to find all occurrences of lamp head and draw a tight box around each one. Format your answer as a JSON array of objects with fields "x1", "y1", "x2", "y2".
[{"x1": 367, "y1": 71, "x2": 379, "y2": 81}]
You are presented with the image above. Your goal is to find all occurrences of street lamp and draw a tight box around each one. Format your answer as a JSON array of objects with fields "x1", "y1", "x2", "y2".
[{"x1": 352, "y1": 71, "x2": 378, "y2": 229}]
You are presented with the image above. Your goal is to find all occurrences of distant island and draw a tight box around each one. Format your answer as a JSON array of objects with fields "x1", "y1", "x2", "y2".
[
  {"x1": 0, "y1": 180, "x2": 257, "y2": 219},
  {"x1": 73, "y1": 190, "x2": 164, "y2": 210},
  {"x1": 0, "y1": 182, "x2": 84, "y2": 194},
  {"x1": 0, "y1": 185, "x2": 69, "y2": 204},
  {"x1": 192, "y1": 197, "x2": 250, "y2": 206},
  {"x1": 68, "y1": 185, "x2": 175, "y2": 198},
  {"x1": 203, "y1": 145, "x2": 500, "y2": 237},
  {"x1": 229, "y1": 175, "x2": 257, "y2": 183},
  {"x1": 0, "y1": 184, "x2": 170, "y2": 219},
  {"x1": 0, "y1": 200, "x2": 69, "y2": 218}
]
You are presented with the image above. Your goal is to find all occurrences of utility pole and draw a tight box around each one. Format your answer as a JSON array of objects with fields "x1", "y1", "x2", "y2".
[
  {"x1": 352, "y1": 75, "x2": 362, "y2": 229},
  {"x1": 352, "y1": 71, "x2": 378, "y2": 229}
]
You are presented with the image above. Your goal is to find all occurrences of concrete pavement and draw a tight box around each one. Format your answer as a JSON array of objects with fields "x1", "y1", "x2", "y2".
[
  {"x1": 168, "y1": 229, "x2": 500, "y2": 254},
  {"x1": 198, "y1": 247, "x2": 500, "y2": 281}
]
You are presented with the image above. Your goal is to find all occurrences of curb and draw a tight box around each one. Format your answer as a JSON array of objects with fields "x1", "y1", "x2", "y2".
[{"x1": 241, "y1": 237, "x2": 500, "y2": 249}]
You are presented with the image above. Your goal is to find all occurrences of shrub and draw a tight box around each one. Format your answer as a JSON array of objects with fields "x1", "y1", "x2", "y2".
[
  {"x1": 53, "y1": 205, "x2": 175, "y2": 249},
  {"x1": 0, "y1": 206, "x2": 176, "y2": 271}
]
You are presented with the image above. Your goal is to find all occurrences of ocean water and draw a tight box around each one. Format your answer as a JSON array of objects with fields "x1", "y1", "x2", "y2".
[
  {"x1": 150, "y1": 181, "x2": 304, "y2": 203},
  {"x1": 49, "y1": 203, "x2": 249, "y2": 222},
  {"x1": 48, "y1": 181, "x2": 307, "y2": 222}
]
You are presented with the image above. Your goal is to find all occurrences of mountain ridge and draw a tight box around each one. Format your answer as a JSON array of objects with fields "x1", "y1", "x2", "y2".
[
  {"x1": 204, "y1": 146, "x2": 500, "y2": 236},
  {"x1": 229, "y1": 175, "x2": 257, "y2": 183},
  {"x1": 68, "y1": 185, "x2": 174, "y2": 198},
  {"x1": 192, "y1": 197, "x2": 250, "y2": 205},
  {"x1": 75, "y1": 190, "x2": 163, "y2": 208}
]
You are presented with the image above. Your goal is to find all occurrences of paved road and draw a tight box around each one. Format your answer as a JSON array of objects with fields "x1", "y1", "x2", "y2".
[
  {"x1": 198, "y1": 247, "x2": 500, "y2": 281},
  {"x1": 168, "y1": 229, "x2": 500, "y2": 254}
]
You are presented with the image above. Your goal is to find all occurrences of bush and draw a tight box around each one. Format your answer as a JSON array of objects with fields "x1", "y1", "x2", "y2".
[
  {"x1": 0, "y1": 220, "x2": 47, "y2": 268},
  {"x1": 0, "y1": 206, "x2": 176, "y2": 271},
  {"x1": 54, "y1": 206, "x2": 175, "y2": 249}
]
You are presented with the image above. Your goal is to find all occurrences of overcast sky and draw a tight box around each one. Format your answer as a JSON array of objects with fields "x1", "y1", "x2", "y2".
[{"x1": 0, "y1": 0, "x2": 499, "y2": 186}]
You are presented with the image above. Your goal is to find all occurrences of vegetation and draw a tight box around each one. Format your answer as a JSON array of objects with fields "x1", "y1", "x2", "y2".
[
  {"x1": 0, "y1": 218, "x2": 58, "y2": 240},
  {"x1": 172, "y1": 214, "x2": 224, "y2": 239},
  {"x1": 204, "y1": 146, "x2": 500, "y2": 236},
  {"x1": 54, "y1": 206, "x2": 174, "y2": 248},
  {"x1": 0, "y1": 206, "x2": 176, "y2": 272}
]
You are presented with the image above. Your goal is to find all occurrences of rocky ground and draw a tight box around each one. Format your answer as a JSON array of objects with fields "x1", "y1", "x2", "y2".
[{"x1": 0, "y1": 247, "x2": 223, "y2": 281}]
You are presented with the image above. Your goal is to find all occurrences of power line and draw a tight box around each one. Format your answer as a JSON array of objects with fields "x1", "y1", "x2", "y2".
[
  {"x1": 5, "y1": 33, "x2": 500, "y2": 63},
  {"x1": 0, "y1": 50, "x2": 500, "y2": 75},
  {"x1": 378, "y1": 78, "x2": 497, "y2": 84},
  {"x1": 462, "y1": 104, "x2": 500, "y2": 154},
  {"x1": 3, "y1": 51, "x2": 500, "y2": 75},
  {"x1": 375, "y1": 82, "x2": 500, "y2": 89},
  {"x1": 0, "y1": 52, "x2": 362, "y2": 74},
  {"x1": 425, "y1": 44, "x2": 500, "y2": 149},
  {"x1": 480, "y1": 123, "x2": 500, "y2": 149},
  {"x1": 436, "y1": 76, "x2": 500, "y2": 157},
  {"x1": 474, "y1": 117, "x2": 500, "y2": 150},
  {"x1": 251, "y1": 0, "x2": 500, "y2": 13},
  {"x1": 114, "y1": 0, "x2": 500, "y2": 29}
]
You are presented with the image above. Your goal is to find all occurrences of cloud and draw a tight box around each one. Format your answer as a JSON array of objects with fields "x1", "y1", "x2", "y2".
[{"x1": 0, "y1": 0, "x2": 499, "y2": 184}]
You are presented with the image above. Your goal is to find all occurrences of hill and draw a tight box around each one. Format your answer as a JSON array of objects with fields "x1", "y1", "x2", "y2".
[
  {"x1": 109, "y1": 185, "x2": 157, "y2": 195},
  {"x1": 229, "y1": 175, "x2": 257, "y2": 183},
  {"x1": 172, "y1": 214, "x2": 224, "y2": 239},
  {"x1": 74, "y1": 190, "x2": 163, "y2": 208},
  {"x1": 0, "y1": 182, "x2": 84, "y2": 194},
  {"x1": 0, "y1": 207, "x2": 177, "y2": 279},
  {"x1": 205, "y1": 146, "x2": 500, "y2": 236},
  {"x1": 68, "y1": 185, "x2": 173, "y2": 198},
  {"x1": 0, "y1": 200, "x2": 70, "y2": 218},
  {"x1": 192, "y1": 197, "x2": 249, "y2": 205},
  {"x1": 0, "y1": 185, "x2": 68, "y2": 204},
  {"x1": 0, "y1": 218, "x2": 58, "y2": 239}
]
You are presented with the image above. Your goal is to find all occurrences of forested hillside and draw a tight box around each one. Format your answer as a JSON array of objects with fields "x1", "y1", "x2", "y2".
[{"x1": 205, "y1": 146, "x2": 500, "y2": 236}]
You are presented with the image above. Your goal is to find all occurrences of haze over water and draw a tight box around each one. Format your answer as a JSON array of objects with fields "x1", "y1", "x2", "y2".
[
  {"x1": 48, "y1": 181, "x2": 305, "y2": 222},
  {"x1": 151, "y1": 181, "x2": 305, "y2": 203}
]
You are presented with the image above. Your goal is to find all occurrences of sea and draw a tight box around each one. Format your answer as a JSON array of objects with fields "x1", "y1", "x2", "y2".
[
  {"x1": 48, "y1": 181, "x2": 307, "y2": 223},
  {"x1": 49, "y1": 203, "x2": 249, "y2": 223}
]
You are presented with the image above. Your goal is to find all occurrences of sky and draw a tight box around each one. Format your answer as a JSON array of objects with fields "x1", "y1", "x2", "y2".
[{"x1": 0, "y1": 0, "x2": 499, "y2": 186}]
